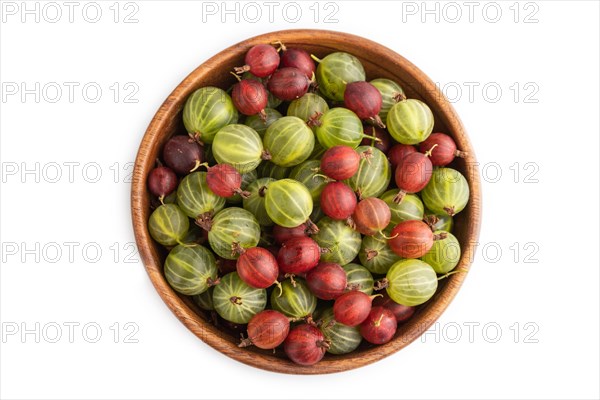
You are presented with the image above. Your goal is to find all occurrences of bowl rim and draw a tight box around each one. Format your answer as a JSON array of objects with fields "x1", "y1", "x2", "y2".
[{"x1": 131, "y1": 29, "x2": 482, "y2": 375}]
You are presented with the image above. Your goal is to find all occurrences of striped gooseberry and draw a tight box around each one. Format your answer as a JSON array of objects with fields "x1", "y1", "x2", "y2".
[
  {"x1": 359, "y1": 306, "x2": 397, "y2": 344},
  {"x1": 284, "y1": 324, "x2": 329, "y2": 366},
  {"x1": 238, "y1": 310, "x2": 290, "y2": 350},
  {"x1": 212, "y1": 272, "x2": 267, "y2": 324},
  {"x1": 234, "y1": 44, "x2": 279, "y2": 77},
  {"x1": 305, "y1": 262, "x2": 348, "y2": 300},
  {"x1": 235, "y1": 246, "x2": 279, "y2": 289},
  {"x1": 182, "y1": 87, "x2": 238, "y2": 144},
  {"x1": 419, "y1": 132, "x2": 467, "y2": 166},
  {"x1": 320, "y1": 181, "x2": 358, "y2": 221},
  {"x1": 164, "y1": 244, "x2": 219, "y2": 295},
  {"x1": 344, "y1": 81, "x2": 386, "y2": 128},
  {"x1": 386, "y1": 96, "x2": 434, "y2": 145}
]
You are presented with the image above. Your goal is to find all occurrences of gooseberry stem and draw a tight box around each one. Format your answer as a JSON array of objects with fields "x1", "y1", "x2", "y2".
[
  {"x1": 305, "y1": 219, "x2": 320, "y2": 234},
  {"x1": 377, "y1": 230, "x2": 398, "y2": 240},
  {"x1": 189, "y1": 159, "x2": 204, "y2": 173},
  {"x1": 235, "y1": 188, "x2": 252, "y2": 199},
  {"x1": 312, "y1": 173, "x2": 334, "y2": 183},
  {"x1": 206, "y1": 277, "x2": 220, "y2": 286},
  {"x1": 370, "y1": 115, "x2": 386, "y2": 129},
  {"x1": 307, "y1": 111, "x2": 323, "y2": 127},
  {"x1": 393, "y1": 190, "x2": 406, "y2": 204},
  {"x1": 272, "y1": 40, "x2": 286, "y2": 52},
  {"x1": 310, "y1": 54, "x2": 322, "y2": 63},
  {"x1": 261, "y1": 149, "x2": 272, "y2": 160},
  {"x1": 393, "y1": 92, "x2": 407, "y2": 102},
  {"x1": 373, "y1": 278, "x2": 389, "y2": 291},
  {"x1": 433, "y1": 232, "x2": 448, "y2": 241},
  {"x1": 424, "y1": 143, "x2": 439, "y2": 158},
  {"x1": 437, "y1": 269, "x2": 468, "y2": 280},
  {"x1": 284, "y1": 273, "x2": 297, "y2": 287},
  {"x1": 365, "y1": 249, "x2": 378, "y2": 261}
]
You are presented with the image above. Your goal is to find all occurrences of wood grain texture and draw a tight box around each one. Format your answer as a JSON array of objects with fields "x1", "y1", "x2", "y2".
[{"x1": 131, "y1": 29, "x2": 482, "y2": 375}]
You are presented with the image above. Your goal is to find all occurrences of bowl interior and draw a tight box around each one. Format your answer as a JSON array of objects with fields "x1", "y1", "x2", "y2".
[{"x1": 131, "y1": 29, "x2": 481, "y2": 374}]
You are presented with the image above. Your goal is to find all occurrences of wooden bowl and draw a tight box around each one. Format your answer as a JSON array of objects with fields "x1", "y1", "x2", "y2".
[{"x1": 131, "y1": 29, "x2": 482, "y2": 374}]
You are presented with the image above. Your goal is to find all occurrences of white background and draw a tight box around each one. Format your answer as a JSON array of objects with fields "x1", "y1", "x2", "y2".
[{"x1": 1, "y1": 1, "x2": 599, "y2": 399}]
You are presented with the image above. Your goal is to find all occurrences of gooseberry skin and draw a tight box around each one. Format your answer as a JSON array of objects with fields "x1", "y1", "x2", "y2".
[
  {"x1": 237, "y1": 44, "x2": 279, "y2": 78},
  {"x1": 277, "y1": 236, "x2": 321, "y2": 275},
  {"x1": 421, "y1": 167, "x2": 470, "y2": 217},
  {"x1": 315, "y1": 52, "x2": 366, "y2": 101},
  {"x1": 284, "y1": 324, "x2": 328, "y2": 366},
  {"x1": 419, "y1": 133, "x2": 463, "y2": 166},
  {"x1": 388, "y1": 144, "x2": 417, "y2": 170},
  {"x1": 232, "y1": 79, "x2": 268, "y2": 117},
  {"x1": 273, "y1": 223, "x2": 309, "y2": 244},
  {"x1": 148, "y1": 166, "x2": 178, "y2": 199},
  {"x1": 386, "y1": 259, "x2": 438, "y2": 306},
  {"x1": 344, "y1": 81, "x2": 384, "y2": 125},
  {"x1": 361, "y1": 125, "x2": 392, "y2": 153},
  {"x1": 394, "y1": 151, "x2": 434, "y2": 202},
  {"x1": 148, "y1": 204, "x2": 189, "y2": 247},
  {"x1": 320, "y1": 146, "x2": 360, "y2": 180},
  {"x1": 242, "y1": 310, "x2": 290, "y2": 350},
  {"x1": 351, "y1": 197, "x2": 391, "y2": 236},
  {"x1": 264, "y1": 179, "x2": 313, "y2": 228},
  {"x1": 206, "y1": 163, "x2": 247, "y2": 198},
  {"x1": 271, "y1": 278, "x2": 317, "y2": 318},
  {"x1": 388, "y1": 220, "x2": 434, "y2": 259},
  {"x1": 386, "y1": 98, "x2": 434, "y2": 145},
  {"x1": 162, "y1": 135, "x2": 203, "y2": 175},
  {"x1": 320, "y1": 182, "x2": 358, "y2": 221},
  {"x1": 373, "y1": 292, "x2": 415, "y2": 323},
  {"x1": 236, "y1": 247, "x2": 279, "y2": 289},
  {"x1": 359, "y1": 306, "x2": 397, "y2": 345},
  {"x1": 333, "y1": 290, "x2": 374, "y2": 327},
  {"x1": 280, "y1": 48, "x2": 316, "y2": 78},
  {"x1": 305, "y1": 262, "x2": 347, "y2": 300},
  {"x1": 267, "y1": 67, "x2": 311, "y2": 101}
]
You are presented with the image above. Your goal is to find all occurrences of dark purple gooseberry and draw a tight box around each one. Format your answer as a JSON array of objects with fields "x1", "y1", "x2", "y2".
[
  {"x1": 234, "y1": 44, "x2": 279, "y2": 78},
  {"x1": 267, "y1": 67, "x2": 310, "y2": 101},
  {"x1": 320, "y1": 182, "x2": 358, "y2": 221},
  {"x1": 284, "y1": 324, "x2": 329, "y2": 366},
  {"x1": 205, "y1": 163, "x2": 251, "y2": 198},
  {"x1": 361, "y1": 125, "x2": 392, "y2": 153},
  {"x1": 162, "y1": 135, "x2": 203, "y2": 175},
  {"x1": 148, "y1": 166, "x2": 178, "y2": 202},
  {"x1": 344, "y1": 81, "x2": 385, "y2": 128},
  {"x1": 280, "y1": 48, "x2": 316, "y2": 78},
  {"x1": 388, "y1": 143, "x2": 416, "y2": 170},
  {"x1": 232, "y1": 79, "x2": 268, "y2": 119},
  {"x1": 217, "y1": 257, "x2": 237, "y2": 275},
  {"x1": 305, "y1": 262, "x2": 347, "y2": 300},
  {"x1": 373, "y1": 292, "x2": 415, "y2": 323},
  {"x1": 359, "y1": 306, "x2": 397, "y2": 345}
]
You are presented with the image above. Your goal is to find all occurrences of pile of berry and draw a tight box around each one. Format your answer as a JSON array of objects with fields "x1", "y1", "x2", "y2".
[{"x1": 147, "y1": 42, "x2": 470, "y2": 366}]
